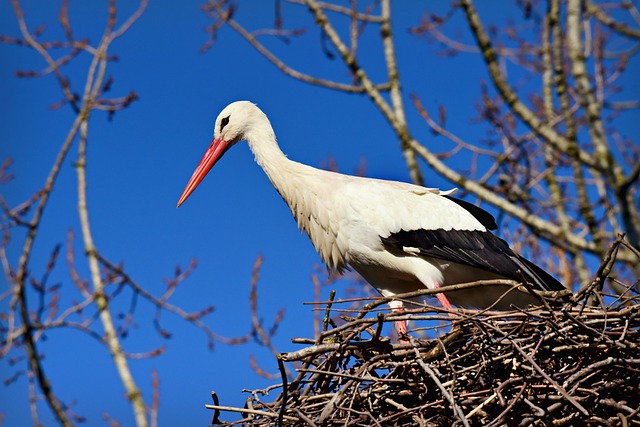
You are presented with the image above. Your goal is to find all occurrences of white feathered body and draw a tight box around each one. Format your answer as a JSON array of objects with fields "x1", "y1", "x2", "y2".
[{"x1": 260, "y1": 157, "x2": 535, "y2": 309}]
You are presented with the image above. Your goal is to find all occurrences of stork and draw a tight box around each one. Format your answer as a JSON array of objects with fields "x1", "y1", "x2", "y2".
[{"x1": 177, "y1": 101, "x2": 565, "y2": 334}]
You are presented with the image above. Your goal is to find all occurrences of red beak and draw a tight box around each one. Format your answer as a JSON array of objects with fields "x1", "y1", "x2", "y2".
[{"x1": 176, "y1": 137, "x2": 230, "y2": 207}]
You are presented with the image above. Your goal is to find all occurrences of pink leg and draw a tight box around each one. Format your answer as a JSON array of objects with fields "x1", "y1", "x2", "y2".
[
  {"x1": 433, "y1": 282, "x2": 455, "y2": 312},
  {"x1": 388, "y1": 300, "x2": 409, "y2": 339}
]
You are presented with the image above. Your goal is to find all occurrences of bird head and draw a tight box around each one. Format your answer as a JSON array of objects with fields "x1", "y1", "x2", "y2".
[{"x1": 176, "y1": 101, "x2": 260, "y2": 207}]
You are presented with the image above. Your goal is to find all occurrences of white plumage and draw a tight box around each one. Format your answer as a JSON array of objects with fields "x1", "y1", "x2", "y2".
[{"x1": 178, "y1": 101, "x2": 565, "y2": 319}]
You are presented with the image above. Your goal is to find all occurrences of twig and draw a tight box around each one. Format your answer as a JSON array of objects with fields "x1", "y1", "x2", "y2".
[
  {"x1": 410, "y1": 336, "x2": 471, "y2": 427},
  {"x1": 277, "y1": 355, "x2": 288, "y2": 427}
]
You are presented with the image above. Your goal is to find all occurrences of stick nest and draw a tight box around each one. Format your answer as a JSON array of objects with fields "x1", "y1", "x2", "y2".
[{"x1": 208, "y1": 284, "x2": 639, "y2": 426}]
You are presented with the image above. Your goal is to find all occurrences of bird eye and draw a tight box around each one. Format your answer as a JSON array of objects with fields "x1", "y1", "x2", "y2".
[{"x1": 220, "y1": 116, "x2": 230, "y2": 132}]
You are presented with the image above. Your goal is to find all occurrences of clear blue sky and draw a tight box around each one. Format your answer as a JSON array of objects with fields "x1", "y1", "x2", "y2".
[{"x1": 1, "y1": 2, "x2": 637, "y2": 426}]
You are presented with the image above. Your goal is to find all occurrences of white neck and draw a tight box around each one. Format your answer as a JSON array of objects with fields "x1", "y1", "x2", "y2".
[
  {"x1": 245, "y1": 122, "x2": 292, "y2": 180},
  {"x1": 244, "y1": 121, "x2": 346, "y2": 271}
]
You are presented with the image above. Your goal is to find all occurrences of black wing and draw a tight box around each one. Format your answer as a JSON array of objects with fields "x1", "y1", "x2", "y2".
[
  {"x1": 443, "y1": 196, "x2": 497, "y2": 230},
  {"x1": 381, "y1": 228, "x2": 564, "y2": 292}
]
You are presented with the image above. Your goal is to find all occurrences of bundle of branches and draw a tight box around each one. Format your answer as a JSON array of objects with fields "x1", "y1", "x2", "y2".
[{"x1": 208, "y1": 274, "x2": 639, "y2": 426}]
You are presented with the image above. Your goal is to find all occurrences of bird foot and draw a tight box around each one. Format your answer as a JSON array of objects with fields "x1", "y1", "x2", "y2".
[{"x1": 396, "y1": 319, "x2": 411, "y2": 343}]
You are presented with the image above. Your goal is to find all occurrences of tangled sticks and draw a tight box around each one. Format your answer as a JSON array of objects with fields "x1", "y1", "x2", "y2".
[{"x1": 208, "y1": 279, "x2": 639, "y2": 426}]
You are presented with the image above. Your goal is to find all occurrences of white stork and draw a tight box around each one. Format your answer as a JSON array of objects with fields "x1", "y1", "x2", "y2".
[{"x1": 177, "y1": 101, "x2": 565, "y2": 332}]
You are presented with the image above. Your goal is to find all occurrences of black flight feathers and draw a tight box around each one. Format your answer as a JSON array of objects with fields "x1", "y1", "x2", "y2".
[
  {"x1": 443, "y1": 195, "x2": 497, "y2": 231},
  {"x1": 380, "y1": 195, "x2": 563, "y2": 291},
  {"x1": 381, "y1": 228, "x2": 564, "y2": 292}
]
